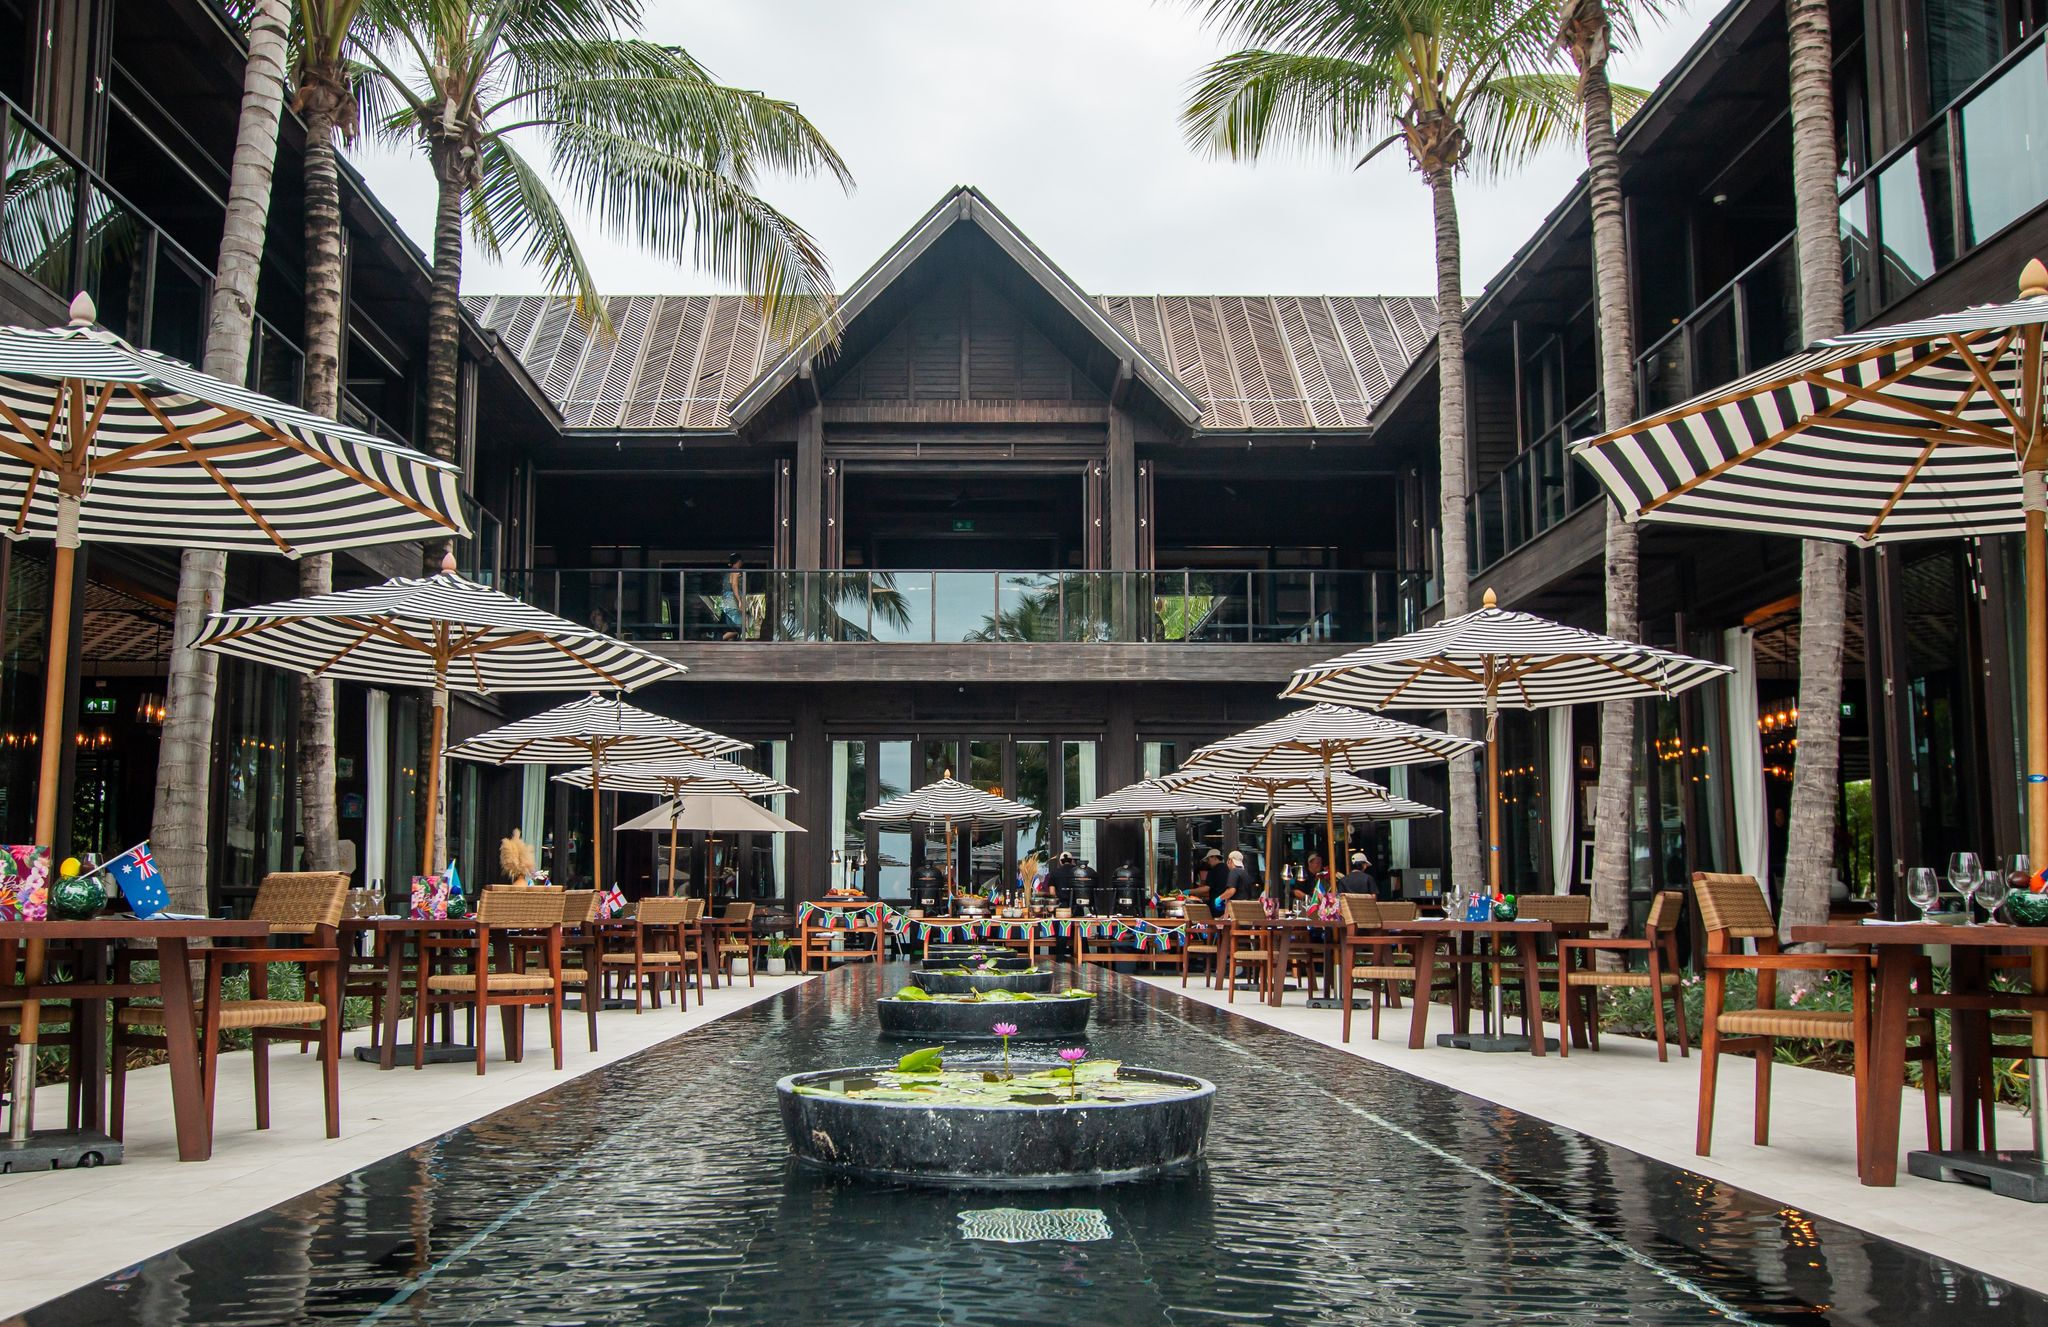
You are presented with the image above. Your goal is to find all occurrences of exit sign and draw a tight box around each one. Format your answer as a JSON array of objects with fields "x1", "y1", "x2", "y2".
[
  {"x1": 952, "y1": 518, "x2": 975, "y2": 532},
  {"x1": 82, "y1": 696, "x2": 115, "y2": 716}
]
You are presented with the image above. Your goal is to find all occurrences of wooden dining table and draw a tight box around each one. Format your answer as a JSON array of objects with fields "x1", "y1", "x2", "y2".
[
  {"x1": 343, "y1": 917, "x2": 485, "y2": 1070},
  {"x1": 1789, "y1": 921, "x2": 2048, "y2": 1191},
  {"x1": 2, "y1": 917, "x2": 272, "y2": 1162},
  {"x1": 1385, "y1": 918, "x2": 1604, "y2": 1056}
]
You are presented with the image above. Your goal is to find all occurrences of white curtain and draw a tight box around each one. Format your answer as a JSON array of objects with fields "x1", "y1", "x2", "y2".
[
  {"x1": 830, "y1": 741, "x2": 850, "y2": 888},
  {"x1": 365, "y1": 689, "x2": 389, "y2": 896},
  {"x1": 1548, "y1": 707, "x2": 1574, "y2": 892},
  {"x1": 1388, "y1": 765, "x2": 1410, "y2": 870},
  {"x1": 520, "y1": 764, "x2": 546, "y2": 852},
  {"x1": 1724, "y1": 627, "x2": 1770, "y2": 896}
]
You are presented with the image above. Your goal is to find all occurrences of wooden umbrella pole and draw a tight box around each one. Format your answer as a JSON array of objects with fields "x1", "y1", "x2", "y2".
[
  {"x1": 591, "y1": 759, "x2": 604, "y2": 890},
  {"x1": 1487, "y1": 730, "x2": 1503, "y2": 897},
  {"x1": 419, "y1": 680, "x2": 447, "y2": 879},
  {"x1": 2021, "y1": 297, "x2": 2047, "y2": 1148},
  {"x1": 1263, "y1": 785, "x2": 1277, "y2": 900},
  {"x1": 667, "y1": 800, "x2": 681, "y2": 897},
  {"x1": 1322, "y1": 748, "x2": 1338, "y2": 901}
]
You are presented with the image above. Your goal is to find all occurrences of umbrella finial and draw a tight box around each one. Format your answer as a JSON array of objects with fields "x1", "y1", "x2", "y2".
[
  {"x1": 1482, "y1": 587, "x2": 1497, "y2": 608},
  {"x1": 67, "y1": 292, "x2": 96, "y2": 326},
  {"x1": 439, "y1": 547, "x2": 457, "y2": 575},
  {"x1": 2022, "y1": 258, "x2": 2048, "y2": 300}
]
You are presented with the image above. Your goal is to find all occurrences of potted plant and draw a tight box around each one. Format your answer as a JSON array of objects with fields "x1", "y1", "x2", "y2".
[{"x1": 763, "y1": 932, "x2": 793, "y2": 975}]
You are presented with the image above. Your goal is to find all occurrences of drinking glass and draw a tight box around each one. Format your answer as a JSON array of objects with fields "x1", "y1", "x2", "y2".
[
  {"x1": 1949, "y1": 851, "x2": 1982, "y2": 923},
  {"x1": 1905, "y1": 867, "x2": 1941, "y2": 921},
  {"x1": 1980, "y1": 858, "x2": 2017, "y2": 923},
  {"x1": 2007, "y1": 853, "x2": 2033, "y2": 899}
]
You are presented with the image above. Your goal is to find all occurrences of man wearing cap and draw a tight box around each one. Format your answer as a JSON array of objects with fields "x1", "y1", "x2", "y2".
[
  {"x1": 1200, "y1": 848, "x2": 1231, "y2": 914},
  {"x1": 1048, "y1": 850, "x2": 1078, "y2": 909},
  {"x1": 1338, "y1": 851, "x2": 1379, "y2": 897}
]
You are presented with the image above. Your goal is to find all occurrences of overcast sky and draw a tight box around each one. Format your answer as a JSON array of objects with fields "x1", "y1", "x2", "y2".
[{"x1": 348, "y1": 0, "x2": 1716, "y2": 301}]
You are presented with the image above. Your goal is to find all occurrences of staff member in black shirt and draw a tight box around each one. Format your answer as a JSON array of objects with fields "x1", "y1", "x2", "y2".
[{"x1": 1338, "y1": 851, "x2": 1378, "y2": 896}]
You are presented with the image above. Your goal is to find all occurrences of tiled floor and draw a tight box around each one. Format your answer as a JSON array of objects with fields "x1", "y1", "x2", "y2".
[
  {"x1": 0, "y1": 973, "x2": 809, "y2": 1319},
  {"x1": 1138, "y1": 974, "x2": 2048, "y2": 1296}
]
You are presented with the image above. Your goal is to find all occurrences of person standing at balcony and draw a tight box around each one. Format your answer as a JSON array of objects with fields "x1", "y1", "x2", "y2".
[{"x1": 720, "y1": 554, "x2": 747, "y2": 640}]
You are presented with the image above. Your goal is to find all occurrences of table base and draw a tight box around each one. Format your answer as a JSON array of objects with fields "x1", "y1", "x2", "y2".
[
  {"x1": 566, "y1": 997, "x2": 631, "y2": 1011},
  {"x1": 354, "y1": 1043, "x2": 476, "y2": 1066},
  {"x1": 1437, "y1": 1032, "x2": 1560, "y2": 1054},
  {"x1": 1906, "y1": 1149, "x2": 2048, "y2": 1202},
  {"x1": 1304, "y1": 997, "x2": 1344, "y2": 1010},
  {"x1": 0, "y1": 1129, "x2": 122, "y2": 1173}
]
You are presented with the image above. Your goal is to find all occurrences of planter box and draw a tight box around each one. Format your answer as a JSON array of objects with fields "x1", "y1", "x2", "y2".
[
  {"x1": 878, "y1": 994, "x2": 1092, "y2": 1041},
  {"x1": 910, "y1": 967, "x2": 1055, "y2": 995}
]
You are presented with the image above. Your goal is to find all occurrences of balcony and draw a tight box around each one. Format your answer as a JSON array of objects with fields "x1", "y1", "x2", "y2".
[
  {"x1": 509, "y1": 568, "x2": 1423, "y2": 645},
  {"x1": 1467, "y1": 401, "x2": 1606, "y2": 573},
  {"x1": 2, "y1": 95, "x2": 304, "y2": 401}
]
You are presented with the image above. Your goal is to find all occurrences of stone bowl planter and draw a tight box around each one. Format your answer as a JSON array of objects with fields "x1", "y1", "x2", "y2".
[
  {"x1": 910, "y1": 966, "x2": 1056, "y2": 995},
  {"x1": 922, "y1": 945, "x2": 1031, "y2": 971},
  {"x1": 877, "y1": 992, "x2": 1092, "y2": 1041},
  {"x1": 777, "y1": 1062, "x2": 1214, "y2": 1187}
]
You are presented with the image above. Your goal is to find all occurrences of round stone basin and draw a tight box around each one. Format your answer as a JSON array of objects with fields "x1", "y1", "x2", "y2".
[
  {"x1": 877, "y1": 992, "x2": 1092, "y2": 1041},
  {"x1": 776, "y1": 1061, "x2": 1214, "y2": 1187},
  {"x1": 910, "y1": 967, "x2": 1055, "y2": 995},
  {"x1": 921, "y1": 945, "x2": 1032, "y2": 971}
]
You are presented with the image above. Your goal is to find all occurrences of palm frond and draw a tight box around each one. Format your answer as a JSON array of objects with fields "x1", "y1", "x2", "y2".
[
  {"x1": 1460, "y1": 70, "x2": 1585, "y2": 175},
  {"x1": 468, "y1": 133, "x2": 609, "y2": 329},
  {"x1": 1180, "y1": 48, "x2": 1401, "y2": 163}
]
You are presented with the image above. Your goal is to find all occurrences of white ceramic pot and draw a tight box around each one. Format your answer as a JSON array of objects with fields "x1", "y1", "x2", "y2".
[{"x1": 766, "y1": 955, "x2": 788, "y2": 976}]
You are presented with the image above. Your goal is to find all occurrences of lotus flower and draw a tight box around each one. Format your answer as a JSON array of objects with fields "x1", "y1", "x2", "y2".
[
  {"x1": 1059, "y1": 1047, "x2": 1086, "y2": 1100},
  {"x1": 993, "y1": 1021, "x2": 1018, "y2": 1077},
  {"x1": 992, "y1": 1022, "x2": 1018, "y2": 1037},
  {"x1": 1059, "y1": 1047, "x2": 1086, "y2": 1063}
]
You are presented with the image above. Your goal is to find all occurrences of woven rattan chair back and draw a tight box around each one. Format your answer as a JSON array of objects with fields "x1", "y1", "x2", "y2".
[
  {"x1": 1517, "y1": 894, "x2": 1592, "y2": 924},
  {"x1": 477, "y1": 887, "x2": 567, "y2": 928},
  {"x1": 1646, "y1": 890, "x2": 1685, "y2": 934},
  {"x1": 637, "y1": 896, "x2": 694, "y2": 926},
  {"x1": 1692, "y1": 873, "x2": 1776, "y2": 940},
  {"x1": 1226, "y1": 900, "x2": 1267, "y2": 928},
  {"x1": 682, "y1": 897, "x2": 706, "y2": 923},
  {"x1": 722, "y1": 901, "x2": 756, "y2": 925},
  {"x1": 560, "y1": 889, "x2": 599, "y2": 925},
  {"x1": 252, "y1": 872, "x2": 348, "y2": 932},
  {"x1": 1339, "y1": 894, "x2": 1382, "y2": 928},
  {"x1": 1378, "y1": 900, "x2": 1419, "y2": 922}
]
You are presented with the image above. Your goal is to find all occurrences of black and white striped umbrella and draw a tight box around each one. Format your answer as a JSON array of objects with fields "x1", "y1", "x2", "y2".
[
  {"x1": 1178, "y1": 704, "x2": 1475, "y2": 891},
  {"x1": 448, "y1": 694, "x2": 745, "y2": 887},
  {"x1": 193, "y1": 563, "x2": 683, "y2": 876},
  {"x1": 858, "y1": 777, "x2": 1037, "y2": 828},
  {"x1": 558, "y1": 757, "x2": 795, "y2": 894},
  {"x1": 0, "y1": 300, "x2": 465, "y2": 554},
  {"x1": 859, "y1": 777, "x2": 1036, "y2": 889},
  {"x1": 1263, "y1": 771, "x2": 1440, "y2": 822},
  {"x1": 1063, "y1": 779, "x2": 1241, "y2": 820},
  {"x1": 1570, "y1": 271, "x2": 2048, "y2": 545},
  {"x1": 1284, "y1": 590, "x2": 1729, "y2": 893}
]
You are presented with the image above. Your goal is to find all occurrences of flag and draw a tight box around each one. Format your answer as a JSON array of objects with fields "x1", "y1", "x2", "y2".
[
  {"x1": 598, "y1": 886, "x2": 627, "y2": 919},
  {"x1": 107, "y1": 842, "x2": 167, "y2": 919},
  {"x1": 446, "y1": 859, "x2": 464, "y2": 903}
]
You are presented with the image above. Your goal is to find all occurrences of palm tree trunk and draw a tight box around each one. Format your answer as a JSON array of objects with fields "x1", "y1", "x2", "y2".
[
  {"x1": 1430, "y1": 164, "x2": 1484, "y2": 896},
  {"x1": 419, "y1": 143, "x2": 468, "y2": 874},
  {"x1": 296, "y1": 83, "x2": 347, "y2": 874},
  {"x1": 1567, "y1": 0, "x2": 1639, "y2": 954},
  {"x1": 1782, "y1": 0, "x2": 1848, "y2": 960},
  {"x1": 152, "y1": 0, "x2": 289, "y2": 909}
]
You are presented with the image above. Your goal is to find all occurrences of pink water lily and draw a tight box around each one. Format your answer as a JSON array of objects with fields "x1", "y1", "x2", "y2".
[
  {"x1": 1058, "y1": 1047, "x2": 1086, "y2": 1100},
  {"x1": 991, "y1": 1022, "x2": 1018, "y2": 1037},
  {"x1": 1059, "y1": 1047, "x2": 1086, "y2": 1063}
]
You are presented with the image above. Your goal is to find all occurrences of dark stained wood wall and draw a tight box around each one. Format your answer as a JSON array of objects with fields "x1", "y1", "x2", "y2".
[{"x1": 825, "y1": 275, "x2": 1108, "y2": 405}]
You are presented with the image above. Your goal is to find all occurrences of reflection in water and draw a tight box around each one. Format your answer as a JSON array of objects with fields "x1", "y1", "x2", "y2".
[{"x1": 24, "y1": 967, "x2": 2044, "y2": 1326}]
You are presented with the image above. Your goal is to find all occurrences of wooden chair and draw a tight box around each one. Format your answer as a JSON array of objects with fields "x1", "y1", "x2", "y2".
[
  {"x1": 553, "y1": 889, "x2": 601, "y2": 1051},
  {"x1": 112, "y1": 871, "x2": 347, "y2": 1143},
  {"x1": 681, "y1": 897, "x2": 710, "y2": 997},
  {"x1": 416, "y1": 887, "x2": 564, "y2": 1075},
  {"x1": 716, "y1": 902, "x2": 758, "y2": 985},
  {"x1": 1337, "y1": 894, "x2": 1430, "y2": 1042},
  {"x1": 1222, "y1": 901, "x2": 1273, "y2": 1003},
  {"x1": 600, "y1": 896, "x2": 693, "y2": 1013},
  {"x1": 1497, "y1": 893, "x2": 1593, "y2": 1035},
  {"x1": 1692, "y1": 872, "x2": 1940, "y2": 1162},
  {"x1": 1180, "y1": 911, "x2": 1221, "y2": 987},
  {"x1": 1556, "y1": 889, "x2": 1688, "y2": 1059}
]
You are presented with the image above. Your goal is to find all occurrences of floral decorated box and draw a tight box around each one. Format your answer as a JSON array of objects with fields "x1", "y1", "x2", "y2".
[{"x1": 0, "y1": 845, "x2": 51, "y2": 922}]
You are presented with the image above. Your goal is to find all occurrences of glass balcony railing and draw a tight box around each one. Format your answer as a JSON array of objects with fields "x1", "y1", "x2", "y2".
[
  {"x1": 2, "y1": 94, "x2": 306, "y2": 402},
  {"x1": 1465, "y1": 400, "x2": 1605, "y2": 573},
  {"x1": 1635, "y1": 233, "x2": 1802, "y2": 415},
  {"x1": 505, "y1": 569, "x2": 1426, "y2": 646}
]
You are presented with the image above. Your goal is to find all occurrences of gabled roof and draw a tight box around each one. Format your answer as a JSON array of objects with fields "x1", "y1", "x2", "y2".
[{"x1": 467, "y1": 186, "x2": 1437, "y2": 435}]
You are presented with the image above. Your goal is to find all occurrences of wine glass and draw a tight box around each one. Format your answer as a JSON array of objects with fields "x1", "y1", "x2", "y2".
[
  {"x1": 1980, "y1": 858, "x2": 2016, "y2": 923},
  {"x1": 1905, "y1": 867, "x2": 1941, "y2": 921},
  {"x1": 1949, "y1": 851, "x2": 1983, "y2": 923}
]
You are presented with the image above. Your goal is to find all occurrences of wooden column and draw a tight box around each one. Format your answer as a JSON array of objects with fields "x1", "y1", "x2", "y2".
[
  {"x1": 1107, "y1": 397, "x2": 1138, "y2": 571},
  {"x1": 793, "y1": 403, "x2": 823, "y2": 570}
]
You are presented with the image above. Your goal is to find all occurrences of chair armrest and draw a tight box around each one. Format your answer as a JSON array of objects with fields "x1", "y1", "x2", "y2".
[
  {"x1": 207, "y1": 946, "x2": 339, "y2": 965},
  {"x1": 1561, "y1": 938, "x2": 1651, "y2": 953}
]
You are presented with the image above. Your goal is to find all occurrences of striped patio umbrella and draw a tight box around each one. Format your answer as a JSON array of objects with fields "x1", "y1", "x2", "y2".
[
  {"x1": 1572, "y1": 260, "x2": 2048, "y2": 1128},
  {"x1": 1282, "y1": 590, "x2": 1730, "y2": 894},
  {"x1": 0, "y1": 295, "x2": 465, "y2": 1144},
  {"x1": 555, "y1": 756, "x2": 794, "y2": 892},
  {"x1": 194, "y1": 556, "x2": 682, "y2": 876},
  {"x1": 446, "y1": 694, "x2": 745, "y2": 888},
  {"x1": 859, "y1": 777, "x2": 1036, "y2": 892},
  {"x1": 1063, "y1": 779, "x2": 1241, "y2": 898},
  {"x1": 1154, "y1": 764, "x2": 1337, "y2": 895},
  {"x1": 1178, "y1": 704, "x2": 1478, "y2": 896}
]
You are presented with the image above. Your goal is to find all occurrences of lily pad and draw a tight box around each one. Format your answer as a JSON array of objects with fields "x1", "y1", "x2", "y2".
[
  {"x1": 893, "y1": 986, "x2": 932, "y2": 1001},
  {"x1": 896, "y1": 1047, "x2": 945, "y2": 1074}
]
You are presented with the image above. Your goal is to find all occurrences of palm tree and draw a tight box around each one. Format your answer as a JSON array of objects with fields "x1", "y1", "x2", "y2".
[
  {"x1": 1779, "y1": 0, "x2": 1847, "y2": 957},
  {"x1": 1559, "y1": 0, "x2": 1658, "y2": 945},
  {"x1": 289, "y1": 0, "x2": 371, "y2": 875},
  {"x1": 353, "y1": 0, "x2": 851, "y2": 868},
  {"x1": 152, "y1": 0, "x2": 293, "y2": 910},
  {"x1": 1181, "y1": 0, "x2": 1618, "y2": 895}
]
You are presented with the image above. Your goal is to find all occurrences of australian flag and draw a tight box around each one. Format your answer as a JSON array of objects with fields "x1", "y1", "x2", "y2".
[{"x1": 108, "y1": 842, "x2": 168, "y2": 918}]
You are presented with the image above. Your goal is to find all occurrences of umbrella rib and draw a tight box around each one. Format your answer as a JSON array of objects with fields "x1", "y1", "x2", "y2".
[
  {"x1": 123, "y1": 388, "x2": 294, "y2": 554},
  {"x1": 0, "y1": 388, "x2": 62, "y2": 465},
  {"x1": 332, "y1": 614, "x2": 436, "y2": 657},
  {"x1": 12, "y1": 466, "x2": 41, "y2": 536},
  {"x1": 540, "y1": 634, "x2": 627, "y2": 688},
  {"x1": 311, "y1": 622, "x2": 380, "y2": 677},
  {"x1": 200, "y1": 614, "x2": 305, "y2": 646},
  {"x1": 244, "y1": 416, "x2": 458, "y2": 530},
  {"x1": 1864, "y1": 440, "x2": 1941, "y2": 541},
  {"x1": 100, "y1": 438, "x2": 284, "y2": 470},
  {"x1": 1639, "y1": 344, "x2": 1955, "y2": 515},
  {"x1": 1799, "y1": 370, "x2": 2012, "y2": 446},
  {"x1": 1944, "y1": 330, "x2": 2026, "y2": 435},
  {"x1": 94, "y1": 398, "x2": 259, "y2": 469}
]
